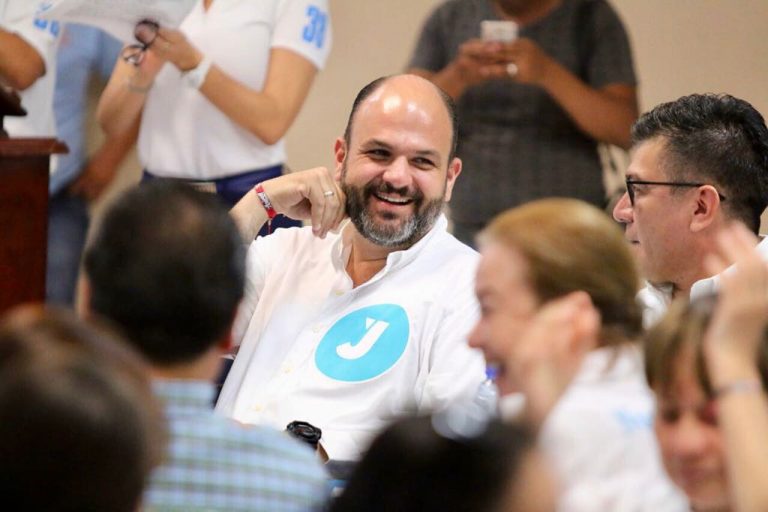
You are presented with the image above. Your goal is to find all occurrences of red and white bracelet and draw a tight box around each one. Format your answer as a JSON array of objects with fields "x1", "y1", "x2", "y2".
[{"x1": 254, "y1": 184, "x2": 277, "y2": 233}]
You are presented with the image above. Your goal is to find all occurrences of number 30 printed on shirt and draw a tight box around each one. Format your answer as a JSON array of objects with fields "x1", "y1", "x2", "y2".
[
  {"x1": 33, "y1": 17, "x2": 60, "y2": 37},
  {"x1": 302, "y1": 5, "x2": 327, "y2": 49}
]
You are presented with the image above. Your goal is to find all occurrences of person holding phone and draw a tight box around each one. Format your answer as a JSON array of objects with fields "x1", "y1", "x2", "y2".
[
  {"x1": 98, "y1": 0, "x2": 332, "y2": 235},
  {"x1": 408, "y1": 0, "x2": 638, "y2": 245}
]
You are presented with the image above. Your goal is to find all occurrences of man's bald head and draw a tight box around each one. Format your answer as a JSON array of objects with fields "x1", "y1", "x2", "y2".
[{"x1": 343, "y1": 74, "x2": 459, "y2": 162}]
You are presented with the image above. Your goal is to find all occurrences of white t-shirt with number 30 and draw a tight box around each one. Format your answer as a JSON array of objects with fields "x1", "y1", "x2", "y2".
[{"x1": 139, "y1": 0, "x2": 332, "y2": 180}]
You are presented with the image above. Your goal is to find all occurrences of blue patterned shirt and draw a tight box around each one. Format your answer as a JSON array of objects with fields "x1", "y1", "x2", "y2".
[{"x1": 145, "y1": 380, "x2": 329, "y2": 511}]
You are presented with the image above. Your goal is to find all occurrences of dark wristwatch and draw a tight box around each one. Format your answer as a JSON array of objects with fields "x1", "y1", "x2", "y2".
[{"x1": 286, "y1": 420, "x2": 322, "y2": 450}]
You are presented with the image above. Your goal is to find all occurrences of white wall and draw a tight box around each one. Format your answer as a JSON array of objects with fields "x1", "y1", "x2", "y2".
[
  {"x1": 285, "y1": 0, "x2": 438, "y2": 172},
  {"x1": 285, "y1": 0, "x2": 768, "y2": 173},
  {"x1": 612, "y1": 0, "x2": 768, "y2": 114}
]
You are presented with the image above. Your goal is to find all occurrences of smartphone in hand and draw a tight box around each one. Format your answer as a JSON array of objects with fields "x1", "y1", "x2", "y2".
[{"x1": 480, "y1": 20, "x2": 518, "y2": 43}]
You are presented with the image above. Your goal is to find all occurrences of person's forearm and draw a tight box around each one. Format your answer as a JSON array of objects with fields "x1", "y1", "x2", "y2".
[
  {"x1": 93, "y1": 118, "x2": 138, "y2": 169},
  {"x1": 97, "y1": 59, "x2": 153, "y2": 137},
  {"x1": 539, "y1": 63, "x2": 637, "y2": 149},
  {"x1": 711, "y1": 362, "x2": 768, "y2": 512},
  {"x1": 230, "y1": 187, "x2": 269, "y2": 242},
  {"x1": 0, "y1": 29, "x2": 45, "y2": 90},
  {"x1": 719, "y1": 390, "x2": 768, "y2": 512},
  {"x1": 198, "y1": 67, "x2": 287, "y2": 145},
  {"x1": 197, "y1": 49, "x2": 317, "y2": 146}
]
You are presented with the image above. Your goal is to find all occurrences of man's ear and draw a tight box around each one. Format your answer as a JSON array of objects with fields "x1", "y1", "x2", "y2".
[
  {"x1": 443, "y1": 157, "x2": 463, "y2": 202},
  {"x1": 690, "y1": 185, "x2": 722, "y2": 233},
  {"x1": 334, "y1": 137, "x2": 347, "y2": 181}
]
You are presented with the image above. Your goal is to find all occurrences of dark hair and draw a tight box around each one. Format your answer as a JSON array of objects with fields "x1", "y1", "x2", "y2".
[
  {"x1": 0, "y1": 306, "x2": 165, "y2": 512},
  {"x1": 342, "y1": 74, "x2": 459, "y2": 162},
  {"x1": 645, "y1": 294, "x2": 768, "y2": 398},
  {"x1": 84, "y1": 180, "x2": 245, "y2": 365},
  {"x1": 632, "y1": 93, "x2": 768, "y2": 232},
  {"x1": 330, "y1": 416, "x2": 536, "y2": 512}
]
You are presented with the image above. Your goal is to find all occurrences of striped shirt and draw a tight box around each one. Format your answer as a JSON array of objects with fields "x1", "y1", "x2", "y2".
[{"x1": 145, "y1": 379, "x2": 329, "y2": 511}]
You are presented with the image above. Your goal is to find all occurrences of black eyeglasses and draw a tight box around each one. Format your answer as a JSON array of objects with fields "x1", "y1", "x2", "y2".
[
  {"x1": 121, "y1": 19, "x2": 159, "y2": 66},
  {"x1": 625, "y1": 178, "x2": 727, "y2": 206}
]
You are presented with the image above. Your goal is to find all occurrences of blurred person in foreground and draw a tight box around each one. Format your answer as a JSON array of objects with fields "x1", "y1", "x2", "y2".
[
  {"x1": 81, "y1": 180, "x2": 328, "y2": 511},
  {"x1": 0, "y1": 305, "x2": 164, "y2": 512},
  {"x1": 469, "y1": 198, "x2": 686, "y2": 510},
  {"x1": 645, "y1": 223, "x2": 768, "y2": 512},
  {"x1": 330, "y1": 416, "x2": 555, "y2": 512}
]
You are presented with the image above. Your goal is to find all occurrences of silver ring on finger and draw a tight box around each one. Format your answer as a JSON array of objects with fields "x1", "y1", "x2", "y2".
[
  {"x1": 506, "y1": 62, "x2": 518, "y2": 77},
  {"x1": 323, "y1": 190, "x2": 334, "y2": 197}
]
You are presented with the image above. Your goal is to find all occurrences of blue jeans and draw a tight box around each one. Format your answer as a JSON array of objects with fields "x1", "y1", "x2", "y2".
[
  {"x1": 46, "y1": 191, "x2": 89, "y2": 306},
  {"x1": 142, "y1": 164, "x2": 302, "y2": 237}
]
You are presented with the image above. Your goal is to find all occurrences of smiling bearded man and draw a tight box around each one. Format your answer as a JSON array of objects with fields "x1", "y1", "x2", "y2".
[{"x1": 216, "y1": 74, "x2": 485, "y2": 462}]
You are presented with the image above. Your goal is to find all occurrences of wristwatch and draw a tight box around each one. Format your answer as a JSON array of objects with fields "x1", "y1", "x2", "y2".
[
  {"x1": 286, "y1": 420, "x2": 322, "y2": 449},
  {"x1": 182, "y1": 55, "x2": 212, "y2": 89}
]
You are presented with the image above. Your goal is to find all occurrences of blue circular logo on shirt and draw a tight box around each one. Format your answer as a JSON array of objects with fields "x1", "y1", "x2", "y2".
[{"x1": 315, "y1": 304, "x2": 410, "y2": 382}]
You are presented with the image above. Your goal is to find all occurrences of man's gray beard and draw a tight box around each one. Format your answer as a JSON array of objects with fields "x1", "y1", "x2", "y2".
[
  {"x1": 352, "y1": 197, "x2": 444, "y2": 248},
  {"x1": 341, "y1": 174, "x2": 445, "y2": 248}
]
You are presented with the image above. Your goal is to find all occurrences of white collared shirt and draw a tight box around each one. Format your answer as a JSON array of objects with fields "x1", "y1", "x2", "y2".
[
  {"x1": 639, "y1": 236, "x2": 768, "y2": 327},
  {"x1": 216, "y1": 215, "x2": 486, "y2": 460},
  {"x1": 540, "y1": 346, "x2": 689, "y2": 511},
  {"x1": 637, "y1": 281, "x2": 674, "y2": 328}
]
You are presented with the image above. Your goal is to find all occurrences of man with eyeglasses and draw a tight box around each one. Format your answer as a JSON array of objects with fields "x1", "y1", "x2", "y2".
[{"x1": 612, "y1": 93, "x2": 768, "y2": 326}]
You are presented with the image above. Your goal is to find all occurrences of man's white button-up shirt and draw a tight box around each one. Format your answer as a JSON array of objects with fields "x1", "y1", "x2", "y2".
[{"x1": 216, "y1": 215, "x2": 485, "y2": 460}]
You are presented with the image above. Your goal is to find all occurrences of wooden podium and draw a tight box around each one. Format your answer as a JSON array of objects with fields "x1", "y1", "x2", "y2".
[{"x1": 0, "y1": 88, "x2": 67, "y2": 315}]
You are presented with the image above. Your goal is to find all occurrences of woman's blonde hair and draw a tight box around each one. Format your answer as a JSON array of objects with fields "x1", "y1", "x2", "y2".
[{"x1": 479, "y1": 198, "x2": 642, "y2": 346}]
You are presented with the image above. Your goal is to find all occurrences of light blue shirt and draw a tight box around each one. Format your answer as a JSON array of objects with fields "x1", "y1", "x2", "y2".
[
  {"x1": 51, "y1": 23, "x2": 121, "y2": 194},
  {"x1": 146, "y1": 379, "x2": 329, "y2": 511}
]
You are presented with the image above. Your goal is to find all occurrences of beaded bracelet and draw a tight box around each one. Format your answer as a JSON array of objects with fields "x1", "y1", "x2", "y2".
[{"x1": 124, "y1": 75, "x2": 153, "y2": 94}]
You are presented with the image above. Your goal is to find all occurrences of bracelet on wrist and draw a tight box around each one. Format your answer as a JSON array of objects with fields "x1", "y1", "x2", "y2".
[
  {"x1": 714, "y1": 379, "x2": 763, "y2": 399},
  {"x1": 124, "y1": 75, "x2": 153, "y2": 94},
  {"x1": 182, "y1": 55, "x2": 212, "y2": 90},
  {"x1": 254, "y1": 184, "x2": 277, "y2": 234}
]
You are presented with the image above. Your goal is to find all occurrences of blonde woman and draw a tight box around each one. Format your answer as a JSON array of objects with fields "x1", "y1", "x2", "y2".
[{"x1": 469, "y1": 198, "x2": 686, "y2": 511}]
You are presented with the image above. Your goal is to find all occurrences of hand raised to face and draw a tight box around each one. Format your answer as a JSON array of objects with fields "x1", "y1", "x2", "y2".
[
  {"x1": 504, "y1": 291, "x2": 600, "y2": 426},
  {"x1": 261, "y1": 166, "x2": 346, "y2": 239}
]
